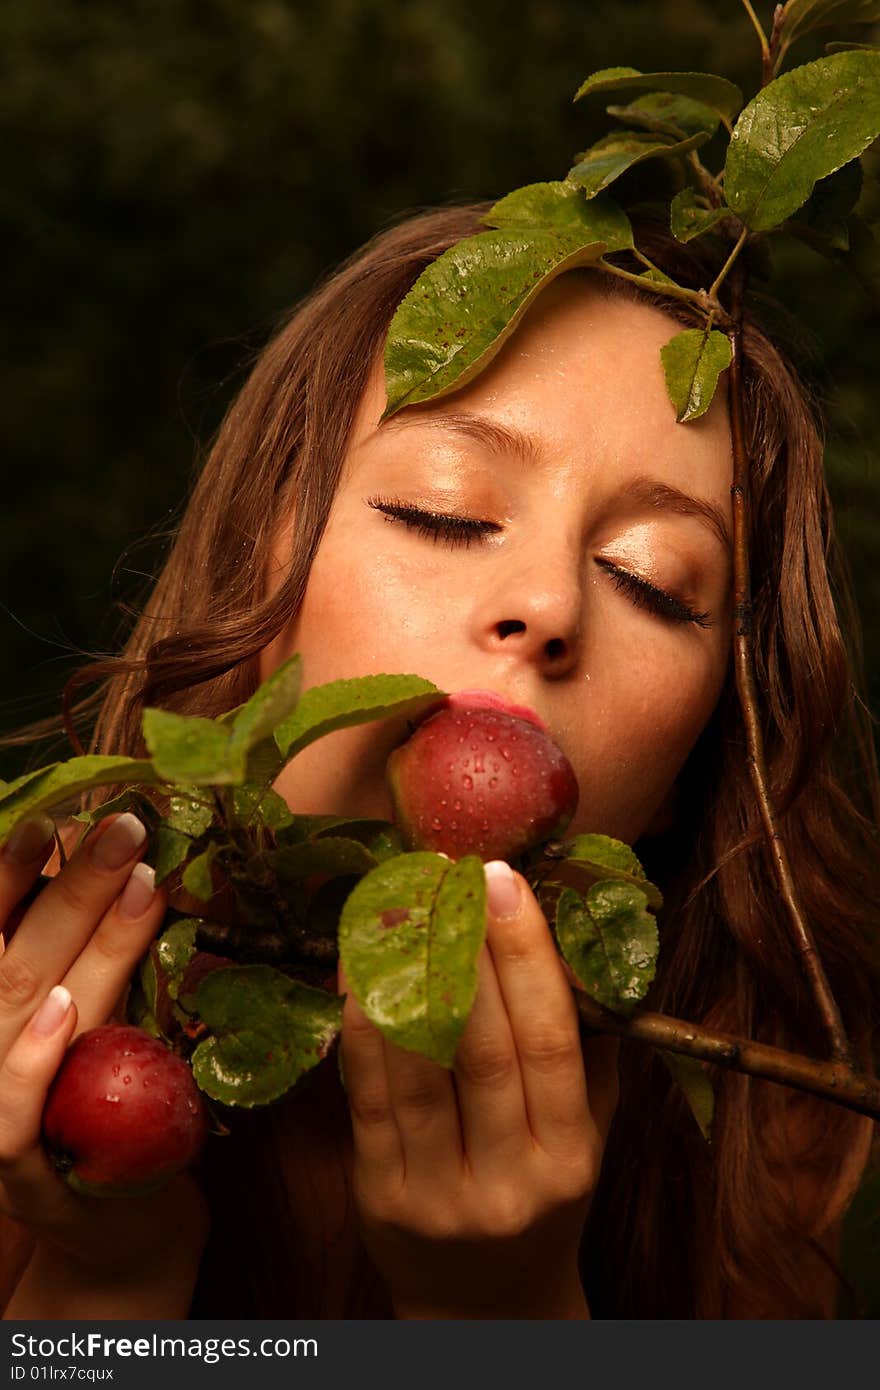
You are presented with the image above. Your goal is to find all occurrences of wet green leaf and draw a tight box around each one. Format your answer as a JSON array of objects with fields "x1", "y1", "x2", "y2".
[
  {"x1": 182, "y1": 843, "x2": 219, "y2": 902},
  {"x1": 382, "y1": 229, "x2": 607, "y2": 417},
  {"x1": 725, "y1": 51, "x2": 880, "y2": 232},
  {"x1": 559, "y1": 833, "x2": 663, "y2": 911},
  {"x1": 0, "y1": 757, "x2": 161, "y2": 847},
  {"x1": 166, "y1": 787, "x2": 214, "y2": 837},
  {"x1": 574, "y1": 67, "x2": 742, "y2": 124},
  {"x1": 152, "y1": 825, "x2": 194, "y2": 885},
  {"x1": 606, "y1": 91, "x2": 720, "y2": 140},
  {"x1": 778, "y1": 0, "x2": 880, "y2": 63},
  {"x1": 275, "y1": 673, "x2": 444, "y2": 758},
  {"x1": 567, "y1": 130, "x2": 709, "y2": 199},
  {"x1": 231, "y1": 782, "x2": 295, "y2": 829},
  {"x1": 143, "y1": 709, "x2": 234, "y2": 785},
  {"x1": 483, "y1": 181, "x2": 634, "y2": 249},
  {"x1": 555, "y1": 881, "x2": 658, "y2": 1016},
  {"x1": 155, "y1": 918, "x2": 199, "y2": 1000},
  {"x1": 659, "y1": 1049, "x2": 714, "y2": 1142},
  {"x1": 226, "y1": 656, "x2": 302, "y2": 777},
  {"x1": 270, "y1": 836, "x2": 377, "y2": 881},
  {"x1": 661, "y1": 327, "x2": 732, "y2": 422},
  {"x1": 670, "y1": 188, "x2": 731, "y2": 243},
  {"x1": 191, "y1": 965, "x2": 343, "y2": 1107},
  {"x1": 338, "y1": 852, "x2": 486, "y2": 1067}
]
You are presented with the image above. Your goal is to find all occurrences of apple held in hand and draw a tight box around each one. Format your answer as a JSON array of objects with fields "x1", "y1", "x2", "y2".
[
  {"x1": 387, "y1": 691, "x2": 579, "y2": 862},
  {"x1": 42, "y1": 1024, "x2": 208, "y2": 1196}
]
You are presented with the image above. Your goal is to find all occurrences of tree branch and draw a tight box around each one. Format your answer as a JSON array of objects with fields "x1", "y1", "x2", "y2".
[
  {"x1": 726, "y1": 262, "x2": 854, "y2": 1068},
  {"x1": 572, "y1": 990, "x2": 880, "y2": 1120}
]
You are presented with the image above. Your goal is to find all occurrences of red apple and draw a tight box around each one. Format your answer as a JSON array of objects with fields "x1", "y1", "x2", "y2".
[
  {"x1": 42, "y1": 1024, "x2": 208, "y2": 1196},
  {"x1": 386, "y1": 697, "x2": 579, "y2": 862}
]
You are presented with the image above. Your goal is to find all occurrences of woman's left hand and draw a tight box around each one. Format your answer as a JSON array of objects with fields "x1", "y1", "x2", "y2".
[{"x1": 338, "y1": 861, "x2": 619, "y2": 1320}]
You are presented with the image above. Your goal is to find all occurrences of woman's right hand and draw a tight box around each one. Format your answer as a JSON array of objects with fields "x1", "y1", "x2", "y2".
[{"x1": 0, "y1": 812, "x2": 210, "y2": 1288}]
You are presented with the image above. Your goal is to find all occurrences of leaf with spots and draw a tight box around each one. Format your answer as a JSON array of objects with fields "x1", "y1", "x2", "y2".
[
  {"x1": 275, "y1": 672, "x2": 445, "y2": 760},
  {"x1": 661, "y1": 326, "x2": 732, "y2": 422},
  {"x1": 382, "y1": 229, "x2": 607, "y2": 418},
  {"x1": 190, "y1": 964, "x2": 343, "y2": 1107},
  {"x1": 554, "y1": 880, "x2": 658, "y2": 1017},
  {"x1": 338, "y1": 852, "x2": 486, "y2": 1067}
]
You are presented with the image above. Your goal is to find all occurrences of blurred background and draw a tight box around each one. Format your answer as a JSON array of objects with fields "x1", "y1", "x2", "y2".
[{"x1": 1, "y1": 0, "x2": 878, "y2": 1307}]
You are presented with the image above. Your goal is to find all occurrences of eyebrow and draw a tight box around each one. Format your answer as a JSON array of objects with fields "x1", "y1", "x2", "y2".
[{"x1": 379, "y1": 409, "x2": 732, "y2": 556}]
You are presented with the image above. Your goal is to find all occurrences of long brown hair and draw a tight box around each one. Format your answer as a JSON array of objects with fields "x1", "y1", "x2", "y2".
[{"x1": 24, "y1": 204, "x2": 880, "y2": 1316}]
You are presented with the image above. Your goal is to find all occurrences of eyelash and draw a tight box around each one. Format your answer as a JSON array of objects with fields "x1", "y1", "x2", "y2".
[{"x1": 366, "y1": 495, "x2": 713, "y2": 629}]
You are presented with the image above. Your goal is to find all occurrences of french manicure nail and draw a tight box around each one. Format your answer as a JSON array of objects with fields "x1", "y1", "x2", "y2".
[
  {"x1": 3, "y1": 815, "x2": 55, "y2": 865},
  {"x1": 118, "y1": 862, "x2": 156, "y2": 919},
  {"x1": 91, "y1": 813, "x2": 147, "y2": 871},
  {"x1": 31, "y1": 984, "x2": 73, "y2": 1037},
  {"x1": 484, "y1": 860, "x2": 521, "y2": 920}
]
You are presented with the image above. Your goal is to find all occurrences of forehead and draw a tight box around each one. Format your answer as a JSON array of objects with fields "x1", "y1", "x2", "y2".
[{"x1": 350, "y1": 274, "x2": 732, "y2": 495}]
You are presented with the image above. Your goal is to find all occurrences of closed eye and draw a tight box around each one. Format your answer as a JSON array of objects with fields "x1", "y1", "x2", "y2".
[{"x1": 366, "y1": 496, "x2": 713, "y2": 628}]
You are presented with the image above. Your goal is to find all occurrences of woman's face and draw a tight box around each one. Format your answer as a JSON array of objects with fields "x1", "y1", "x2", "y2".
[{"x1": 261, "y1": 275, "x2": 734, "y2": 846}]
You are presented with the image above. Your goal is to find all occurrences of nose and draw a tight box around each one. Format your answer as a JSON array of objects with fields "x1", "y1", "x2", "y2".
[{"x1": 474, "y1": 549, "x2": 583, "y2": 677}]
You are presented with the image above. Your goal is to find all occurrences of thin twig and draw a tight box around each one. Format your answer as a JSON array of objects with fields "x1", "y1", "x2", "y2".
[
  {"x1": 573, "y1": 991, "x2": 879, "y2": 1120},
  {"x1": 709, "y1": 226, "x2": 749, "y2": 300},
  {"x1": 740, "y1": 0, "x2": 770, "y2": 55},
  {"x1": 727, "y1": 263, "x2": 854, "y2": 1068}
]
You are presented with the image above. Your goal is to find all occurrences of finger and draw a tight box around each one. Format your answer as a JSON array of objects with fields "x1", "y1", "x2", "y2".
[
  {"x1": 0, "y1": 985, "x2": 82, "y2": 1237},
  {"x1": 0, "y1": 817, "x2": 57, "y2": 951},
  {"x1": 337, "y1": 965, "x2": 404, "y2": 1195},
  {"x1": 483, "y1": 861, "x2": 590, "y2": 1156},
  {"x1": 0, "y1": 814, "x2": 148, "y2": 1054},
  {"x1": 452, "y1": 943, "x2": 529, "y2": 1177},
  {"x1": 62, "y1": 864, "x2": 166, "y2": 1035},
  {"x1": 381, "y1": 1029, "x2": 463, "y2": 1180}
]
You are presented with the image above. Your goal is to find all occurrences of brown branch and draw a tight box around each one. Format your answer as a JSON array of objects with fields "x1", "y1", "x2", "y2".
[
  {"x1": 727, "y1": 264, "x2": 854, "y2": 1068},
  {"x1": 573, "y1": 991, "x2": 880, "y2": 1120}
]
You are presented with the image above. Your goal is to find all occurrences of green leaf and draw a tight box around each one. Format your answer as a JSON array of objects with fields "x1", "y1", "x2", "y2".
[
  {"x1": 778, "y1": 0, "x2": 880, "y2": 62},
  {"x1": 658, "y1": 1049, "x2": 714, "y2": 1142},
  {"x1": 152, "y1": 825, "x2": 194, "y2": 885},
  {"x1": 166, "y1": 788, "x2": 214, "y2": 837},
  {"x1": 276, "y1": 813, "x2": 395, "y2": 844},
  {"x1": 270, "y1": 836, "x2": 377, "y2": 882},
  {"x1": 226, "y1": 656, "x2": 302, "y2": 779},
  {"x1": 182, "y1": 843, "x2": 219, "y2": 902},
  {"x1": 787, "y1": 158, "x2": 863, "y2": 251},
  {"x1": 567, "y1": 130, "x2": 710, "y2": 200},
  {"x1": 670, "y1": 188, "x2": 731, "y2": 243},
  {"x1": 606, "y1": 91, "x2": 721, "y2": 140},
  {"x1": 142, "y1": 709, "x2": 234, "y2": 785},
  {"x1": 725, "y1": 51, "x2": 880, "y2": 232},
  {"x1": 382, "y1": 229, "x2": 607, "y2": 418},
  {"x1": 574, "y1": 67, "x2": 742, "y2": 124},
  {"x1": 275, "y1": 673, "x2": 444, "y2": 759},
  {"x1": 191, "y1": 965, "x2": 343, "y2": 1107},
  {"x1": 558, "y1": 834, "x2": 663, "y2": 912},
  {"x1": 661, "y1": 327, "x2": 732, "y2": 422},
  {"x1": 555, "y1": 881, "x2": 658, "y2": 1017},
  {"x1": 231, "y1": 782, "x2": 295, "y2": 829},
  {"x1": 338, "y1": 852, "x2": 486, "y2": 1068},
  {"x1": 482, "y1": 181, "x2": 634, "y2": 249},
  {"x1": 155, "y1": 918, "x2": 199, "y2": 1001},
  {"x1": 70, "y1": 788, "x2": 154, "y2": 828},
  {"x1": 0, "y1": 757, "x2": 161, "y2": 847}
]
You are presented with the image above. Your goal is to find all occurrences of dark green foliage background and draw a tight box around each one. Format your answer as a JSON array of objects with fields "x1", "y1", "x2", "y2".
[{"x1": 1, "y1": 0, "x2": 878, "y2": 1311}]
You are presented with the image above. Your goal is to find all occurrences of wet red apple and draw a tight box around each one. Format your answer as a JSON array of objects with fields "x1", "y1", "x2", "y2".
[
  {"x1": 42, "y1": 1024, "x2": 208, "y2": 1196},
  {"x1": 386, "y1": 695, "x2": 579, "y2": 862}
]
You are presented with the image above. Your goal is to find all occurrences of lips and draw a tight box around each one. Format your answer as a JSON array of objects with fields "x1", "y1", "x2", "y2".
[{"x1": 409, "y1": 688, "x2": 549, "y2": 736}]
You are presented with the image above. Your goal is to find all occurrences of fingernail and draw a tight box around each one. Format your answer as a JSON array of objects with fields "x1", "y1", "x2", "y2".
[
  {"x1": 118, "y1": 862, "x2": 156, "y2": 919},
  {"x1": 484, "y1": 860, "x2": 521, "y2": 920},
  {"x1": 91, "y1": 813, "x2": 147, "y2": 870},
  {"x1": 31, "y1": 984, "x2": 73, "y2": 1037},
  {"x1": 3, "y1": 815, "x2": 55, "y2": 865}
]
